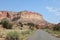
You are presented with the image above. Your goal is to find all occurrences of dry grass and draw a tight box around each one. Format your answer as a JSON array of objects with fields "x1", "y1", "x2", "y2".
[
  {"x1": 0, "y1": 29, "x2": 35, "y2": 40},
  {"x1": 43, "y1": 29, "x2": 60, "y2": 38}
]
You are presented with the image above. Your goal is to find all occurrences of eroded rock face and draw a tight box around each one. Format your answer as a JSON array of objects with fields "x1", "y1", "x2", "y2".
[
  {"x1": 0, "y1": 11, "x2": 17, "y2": 20},
  {"x1": 17, "y1": 11, "x2": 45, "y2": 24},
  {"x1": 20, "y1": 11, "x2": 43, "y2": 20},
  {"x1": 0, "y1": 11, "x2": 44, "y2": 21},
  {"x1": 0, "y1": 11, "x2": 7, "y2": 20},
  {"x1": 0, "y1": 10, "x2": 53, "y2": 28}
]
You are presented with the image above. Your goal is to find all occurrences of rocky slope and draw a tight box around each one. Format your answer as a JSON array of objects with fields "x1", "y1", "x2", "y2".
[{"x1": 0, "y1": 10, "x2": 54, "y2": 28}]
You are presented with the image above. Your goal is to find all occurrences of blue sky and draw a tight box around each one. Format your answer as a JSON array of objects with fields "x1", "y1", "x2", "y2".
[{"x1": 0, "y1": 0, "x2": 60, "y2": 24}]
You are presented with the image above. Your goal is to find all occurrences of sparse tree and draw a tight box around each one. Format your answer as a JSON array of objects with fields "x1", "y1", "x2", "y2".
[
  {"x1": 27, "y1": 23, "x2": 34, "y2": 30},
  {"x1": 19, "y1": 22, "x2": 23, "y2": 30},
  {"x1": 53, "y1": 25, "x2": 60, "y2": 31},
  {"x1": 1, "y1": 18, "x2": 13, "y2": 29}
]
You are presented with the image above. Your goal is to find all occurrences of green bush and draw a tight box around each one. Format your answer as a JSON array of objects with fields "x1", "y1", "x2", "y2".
[
  {"x1": 19, "y1": 22, "x2": 23, "y2": 27},
  {"x1": 27, "y1": 23, "x2": 34, "y2": 30},
  {"x1": 5, "y1": 31, "x2": 20, "y2": 40},
  {"x1": 53, "y1": 26, "x2": 60, "y2": 31},
  {"x1": 1, "y1": 18, "x2": 13, "y2": 29}
]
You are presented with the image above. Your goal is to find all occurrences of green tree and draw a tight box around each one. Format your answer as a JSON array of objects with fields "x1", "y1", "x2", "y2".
[
  {"x1": 19, "y1": 22, "x2": 23, "y2": 27},
  {"x1": 53, "y1": 25, "x2": 60, "y2": 31},
  {"x1": 19, "y1": 22, "x2": 23, "y2": 30},
  {"x1": 1, "y1": 18, "x2": 13, "y2": 29},
  {"x1": 27, "y1": 23, "x2": 34, "y2": 30}
]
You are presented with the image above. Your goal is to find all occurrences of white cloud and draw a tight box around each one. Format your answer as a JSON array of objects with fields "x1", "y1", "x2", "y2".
[
  {"x1": 46, "y1": 6, "x2": 57, "y2": 12},
  {"x1": 55, "y1": 12, "x2": 60, "y2": 16},
  {"x1": 46, "y1": 6, "x2": 60, "y2": 16},
  {"x1": 55, "y1": 13, "x2": 60, "y2": 16}
]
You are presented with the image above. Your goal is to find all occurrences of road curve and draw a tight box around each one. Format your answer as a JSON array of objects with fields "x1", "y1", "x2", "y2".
[{"x1": 26, "y1": 30, "x2": 60, "y2": 40}]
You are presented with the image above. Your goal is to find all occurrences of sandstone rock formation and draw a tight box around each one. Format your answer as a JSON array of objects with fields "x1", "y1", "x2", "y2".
[
  {"x1": 17, "y1": 11, "x2": 46, "y2": 24},
  {"x1": 0, "y1": 10, "x2": 54, "y2": 28}
]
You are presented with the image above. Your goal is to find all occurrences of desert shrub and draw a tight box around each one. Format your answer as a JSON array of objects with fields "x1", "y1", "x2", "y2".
[
  {"x1": 53, "y1": 25, "x2": 60, "y2": 31},
  {"x1": 1, "y1": 18, "x2": 13, "y2": 29},
  {"x1": 0, "y1": 21, "x2": 2, "y2": 24},
  {"x1": 19, "y1": 22, "x2": 23, "y2": 27},
  {"x1": 21, "y1": 30, "x2": 30, "y2": 35},
  {"x1": 27, "y1": 23, "x2": 34, "y2": 30},
  {"x1": 43, "y1": 26, "x2": 49, "y2": 29},
  {"x1": 5, "y1": 31, "x2": 20, "y2": 40},
  {"x1": 19, "y1": 22, "x2": 23, "y2": 30}
]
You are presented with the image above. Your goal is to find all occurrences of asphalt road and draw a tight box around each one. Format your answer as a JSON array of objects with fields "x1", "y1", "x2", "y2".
[{"x1": 26, "y1": 30, "x2": 60, "y2": 40}]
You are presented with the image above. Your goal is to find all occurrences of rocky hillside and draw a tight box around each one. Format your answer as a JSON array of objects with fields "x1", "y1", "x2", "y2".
[{"x1": 0, "y1": 10, "x2": 53, "y2": 28}]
